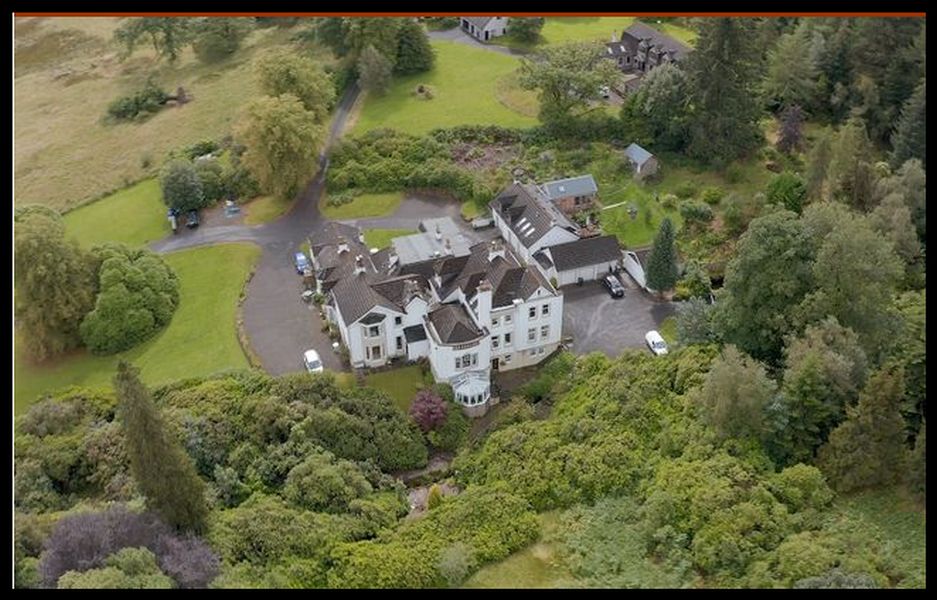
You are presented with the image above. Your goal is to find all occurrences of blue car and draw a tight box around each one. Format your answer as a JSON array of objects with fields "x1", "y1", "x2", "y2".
[{"x1": 294, "y1": 252, "x2": 311, "y2": 275}]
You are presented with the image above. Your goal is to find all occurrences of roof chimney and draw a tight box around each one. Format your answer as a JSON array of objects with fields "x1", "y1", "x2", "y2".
[
  {"x1": 337, "y1": 237, "x2": 349, "y2": 254},
  {"x1": 488, "y1": 238, "x2": 505, "y2": 262},
  {"x1": 435, "y1": 223, "x2": 442, "y2": 241},
  {"x1": 354, "y1": 254, "x2": 366, "y2": 275},
  {"x1": 444, "y1": 238, "x2": 452, "y2": 254},
  {"x1": 358, "y1": 231, "x2": 365, "y2": 244}
]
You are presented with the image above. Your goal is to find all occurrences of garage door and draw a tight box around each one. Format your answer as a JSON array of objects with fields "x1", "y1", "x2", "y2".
[{"x1": 558, "y1": 264, "x2": 604, "y2": 286}]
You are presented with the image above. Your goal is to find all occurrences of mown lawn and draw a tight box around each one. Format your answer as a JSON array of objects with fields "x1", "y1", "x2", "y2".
[
  {"x1": 353, "y1": 40, "x2": 538, "y2": 135},
  {"x1": 464, "y1": 512, "x2": 576, "y2": 588},
  {"x1": 14, "y1": 243, "x2": 261, "y2": 414},
  {"x1": 242, "y1": 194, "x2": 293, "y2": 225},
  {"x1": 496, "y1": 17, "x2": 696, "y2": 50},
  {"x1": 832, "y1": 486, "x2": 926, "y2": 589},
  {"x1": 62, "y1": 177, "x2": 168, "y2": 247},
  {"x1": 14, "y1": 17, "x2": 329, "y2": 211},
  {"x1": 363, "y1": 365, "x2": 427, "y2": 413},
  {"x1": 363, "y1": 228, "x2": 416, "y2": 250},
  {"x1": 320, "y1": 191, "x2": 404, "y2": 220}
]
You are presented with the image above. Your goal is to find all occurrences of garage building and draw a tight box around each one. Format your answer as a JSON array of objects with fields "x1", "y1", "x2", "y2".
[{"x1": 533, "y1": 235, "x2": 623, "y2": 287}]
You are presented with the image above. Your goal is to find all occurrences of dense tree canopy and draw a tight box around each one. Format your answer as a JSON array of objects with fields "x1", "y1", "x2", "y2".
[
  {"x1": 117, "y1": 362, "x2": 208, "y2": 532},
  {"x1": 393, "y1": 19, "x2": 435, "y2": 75},
  {"x1": 685, "y1": 18, "x2": 764, "y2": 165},
  {"x1": 890, "y1": 79, "x2": 926, "y2": 169},
  {"x1": 646, "y1": 218, "x2": 678, "y2": 294},
  {"x1": 57, "y1": 547, "x2": 174, "y2": 589},
  {"x1": 817, "y1": 365, "x2": 909, "y2": 493},
  {"x1": 255, "y1": 49, "x2": 336, "y2": 123},
  {"x1": 508, "y1": 17, "x2": 545, "y2": 42},
  {"x1": 519, "y1": 42, "x2": 619, "y2": 125},
  {"x1": 160, "y1": 159, "x2": 206, "y2": 212},
  {"x1": 191, "y1": 17, "x2": 253, "y2": 63},
  {"x1": 714, "y1": 210, "x2": 815, "y2": 364},
  {"x1": 235, "y1": 94, "x2": 324, "y2": 200},
  {"x1": 14, "y1": 210, "x2": 98, "y2": 360},
  {"x1": 357, "y1": 44, "x2": 394, "y2": 95},
  {"x1": 113, "y1": 17, "x2": 194, "y2": 63},
  {"x1": 79, "y1": 244, "x2": 179, "y2": 355}
]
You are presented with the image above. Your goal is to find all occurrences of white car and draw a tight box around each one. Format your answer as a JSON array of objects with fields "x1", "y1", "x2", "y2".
[
  {"x1": 303, "y1": 349, "x2": 324, "y2": 374},
  {"x1": 645, "y1": 331, "x2": 669, "y2": 356}
]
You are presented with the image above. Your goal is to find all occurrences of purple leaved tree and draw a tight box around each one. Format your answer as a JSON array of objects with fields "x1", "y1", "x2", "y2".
[{"x1": 409, "y1": 389, "x2": 448, "y2": 433}]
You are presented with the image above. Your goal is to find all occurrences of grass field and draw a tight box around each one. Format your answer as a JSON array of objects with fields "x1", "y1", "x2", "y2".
[
  {"x1": 363, "y1": 228, "x2": 416, "y2": 249},
  {"x1": 14, "y1": 243, "x2": 261, "y2": 414},
  {"x1": 497, "y1": 17, "x2": 697, "y2": 50},
  {"x1": 242, "y1": 194, "x2": 293, "y2": 225},
  {"x1": 63, "y1": 177, "x2": 168, "y2": 247},
  {"x1": 320, "y1": 192, "x2": 404, "y2": 220},
  {"x1": 832, "y1": 486, "x2": 926, "y2": 589},
  {"x1": 464, "y1": 512, "x2": 576, "y2": 588},
  {"x1": 14, "y1": 17, "x2": 326, "y2": 211},
  {"x1": 362, "y1": 365, "x2": 427, "y2": 412},
  {"x1": 353, "y1": 40, "x2": 538, "y2": 135},
  {"x1": 594, "y1": 149, "x2": 774, "y2": 248}
]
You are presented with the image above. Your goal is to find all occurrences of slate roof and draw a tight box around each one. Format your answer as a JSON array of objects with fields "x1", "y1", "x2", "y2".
[
  {"x1": 428, "y1": 303, "x2": 484, "y2": 344},
  {"x1": 310, "y1": 222, "x2": 374, "y2": 291},
  {"x1": 540, "y1": 175, "x2": 598, "y2": 200},
  {"x1": 331, "y1": 273, "x2": 426, "y2": 326},
  {"x1": 489, "y1": 182, "x2": 577, "y2": 249},
  {"x1": 533, "y1": 250, "x2": 554, "y2": 270},
  {"x1": 462, "y1": 16, "x2": 497, "y2": 30},
  {"x1": 624, "y1": 143, "x2": 654, "y2": 167},
  {"x1": 433, "y1": 240, "x2": 552, "y2": 307},
  {"x1": 621, "y1": 22, "x2": 691, "y2": 59},
  {"x1": 546, "y1": 235, "x2": 622, "y2": 272},
  {"x1": 403, "y1": 324, "x2": 427, "y2": 343}
]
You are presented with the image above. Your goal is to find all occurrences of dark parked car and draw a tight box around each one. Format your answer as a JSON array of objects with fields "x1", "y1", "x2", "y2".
[
  {"x1": 186, "y1": 209, "x2": 200, "y2": 228},
  {"x1": 603, "y1": 274, "x2": 625, "y2": 298}
]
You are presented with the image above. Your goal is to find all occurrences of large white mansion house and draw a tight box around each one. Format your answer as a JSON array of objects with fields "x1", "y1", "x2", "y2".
[{"x1": 310, "y1": 177, "x2": 623, "y2": 416}]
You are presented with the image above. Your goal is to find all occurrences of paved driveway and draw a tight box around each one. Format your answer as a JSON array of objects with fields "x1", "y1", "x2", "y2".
[
  {"x1": 561, "y1": 274, "x2": 676, "y2": 357},
  {"x1": 239, "y1": 240, "x2": 344, "y2": 375}
]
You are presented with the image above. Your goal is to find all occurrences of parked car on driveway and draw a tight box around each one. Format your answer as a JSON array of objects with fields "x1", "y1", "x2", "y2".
[
  {"x1": 603, "y1": 274, "x2": 625, "y2": 298},
  {"x1": 471, "y1": 214, "x2": 494, "y2": 229},
  {"x1": 186, "y1": 209, "x2": 200, "y2": 228},
  {"x1": 303, "y1": 349, "x2": 324, "y2": 373},
  {"x1": 645, "y1": 330, "x2": 669, "y2": 356},
  {"x1": 294, "y1": 252, "x2": 311, "y2": 275}
]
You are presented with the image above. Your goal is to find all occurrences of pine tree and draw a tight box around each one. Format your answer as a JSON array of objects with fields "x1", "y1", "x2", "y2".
[
  {"x1": 906, "y1": 420, "x2": 925, "y2": 499},
  {"x1": 804, "y1": 127, "x2": 833, "y2": 200},
  {"x1": 646, "y1": 218, "x2": 678, "y2": 295},
  {"x1": 776, "y1": 104, "x2": 805, "y2": 155},
  {"x1": 816, "y1": 364, "x2": 909, "y2": 493},
  {"x1": 685, "y1": 18, "x2": 763, "y2": 165},
  {"x1": 394, "y1": 19, "x2": 435, "y2": 75},
  {"x1": 889, "y1": 78, "x2": 926, "y2": 169},
  {"x1": 115, "y1": 362, "x2": 208, "y2": 532}
]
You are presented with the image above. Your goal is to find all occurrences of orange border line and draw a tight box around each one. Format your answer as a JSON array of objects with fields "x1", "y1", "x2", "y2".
[{"x1": 13, "y1": 12, "x2": 928, "y2": 17}]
